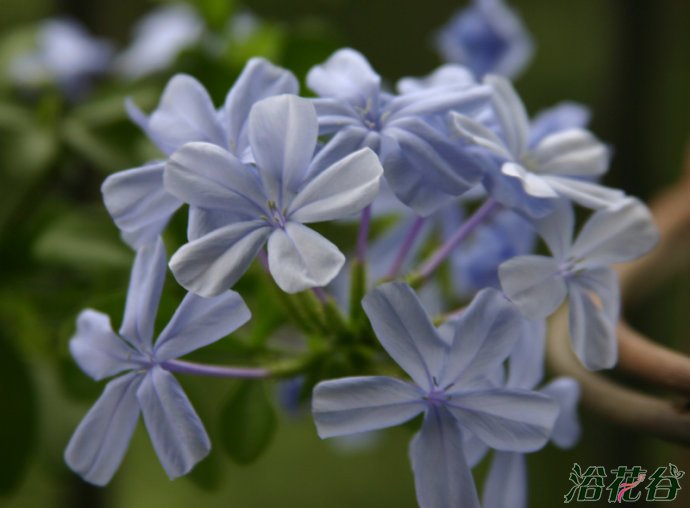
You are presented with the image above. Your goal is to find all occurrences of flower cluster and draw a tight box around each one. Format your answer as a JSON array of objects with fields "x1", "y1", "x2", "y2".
[{"x1": 64, "y1": 1, "x2": 658, "y2": 506}]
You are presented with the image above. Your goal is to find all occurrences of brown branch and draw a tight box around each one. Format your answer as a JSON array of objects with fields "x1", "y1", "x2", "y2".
[
  {"x1": 617, "y1": 322, "x2": 690, "y2": 397},
  {"x1": 547, "y1": 306, "x2": 690, "y2": 445}
]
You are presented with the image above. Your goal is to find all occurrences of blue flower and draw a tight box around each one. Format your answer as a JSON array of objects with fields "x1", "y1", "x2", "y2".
[
  {"x1": 64, "y1": 238, "x2": 251, "y2": 485},
  {"x1": 114, "y1": 4, "x2": 203, "y2": 80},
  {"x1": 10, "y1": 19, "x2": 113, "y2": 94},
  {"x1": 102, "y1": 58, "x2": 298, "y2": 247},
  {"x1": 447, "y1": 207, "x2": 536, "y2": 294},
  {"x1": 164, "y1": 94, "x2": 383, "y2": 295},
  {"x1": 435, "y1": 0, "x2": 534, "y2": 79},
  {"x1": 312, "y1": 283, "x2": 558, "y2": 508},
  {"x1": 498, "y1": 199, "x2": 659, "y2": 369},
  {"x1": 452, "y1": 75, "x2": 623, "y2": 216},
  {"x1": 307, "y1": 48, "x2": 489, "y2": 215}
]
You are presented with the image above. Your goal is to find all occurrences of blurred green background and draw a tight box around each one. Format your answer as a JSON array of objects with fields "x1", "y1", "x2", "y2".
[{"x1": 1, "y1": 0, "x2": 689, "y2": 507}]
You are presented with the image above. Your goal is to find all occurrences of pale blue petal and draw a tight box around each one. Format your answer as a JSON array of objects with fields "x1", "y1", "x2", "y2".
[
  {"x1": 573, "y1": 267, "x2": 620, "y2": 326},
  {"x1": 482, "y1": 165, "x2": 556, "y2": 218},
  {"x1": 409, "y1": 407, "x2": 480, "y2": 508},
  {"x1": 529, "y1": 102, "x2": 590, "y2": 147},
  {"x1": 64, "y1": 372, "x2": 142, "y2": 486},
  {"x1": 147, "y1": 74, "x2": 225, "y2": 154},
  {"x1": 543, "y1": 176, "x2": 625, "y2": 210},
  {"x1": 532, "y1": 128, "x2": 609, "y2": 177},
  {"x1": 70, "y1": 310, "x2": 143, "y2": 380},
  {"x1": 154, "y1": 290, "x2": 251, "y2": 361},
  {"x1": 397, "y1": 64, "x2": 477, "y2": 94},
  {"x1": 306, "y1": 128, "x2": 370, "y2": 181},
  {"x1": 312, "y1": 376, "x2": 424, "y2": 438},
  {"x1": 381, "y1": 145, "x2": 460, "y2": 217},
  {"x1": 222, "y1": 57, "x2": 299, "y2": 155},
  {"x1": 165, "y1": 142, "x2": 267, "y2": 217},
  {"x1": 169, "y1": 221, "x2": 271, "y2": 297},
  {"x1": 137, "y1": 367, "x2": 210, "y2": 479},
  {"x1": 307, "y1": 48, "x2": 381, "y2": 104},
  {"x1": 187, "y1": 207, "x2": 244, "y2": 241},
  {"x1": 482, "y1": 452, "x2": 528, "y2": 508},
  {"x1": 571, "y1": 198, "x2": 659, "y2": 267},
  {"x1": 386, "y1": 84, "x2": 490, "y2": 123},
  {"x1": 119, "y1": 238, "x2": 167, "y2": 349},
  {"x1": 289, "y1": 148, "x2": 382, "y2": 223},
  {"x1": 447, "y1": 388, "x2": 558, "y2": 452},
  {"x1": 533, "y1": 199, "x2": 574, "y2": 260},
  {"x1": 540, "y1": 377, "x2": 581, "y2": 449},
  {"x1": 567, "y1": 283, "x2": 617, "y2": 370},
  {"x1": 502, "y1": 162, "x2": 559, "y2": 198},
  {"x1": 440, "y1": 288, "x2": 524, "y2": 387},
  {"x1": 101, "y1": 161, "x2": 181, "y2": 248},
  {"x1": 310, "y1": 98, "x2": 363, "y2": 135},
  {"x1": 507, "y1": 318, "x2": 546, "y2": 390},
  {"x1": 449, "y1": 112, "x2": 512, "y2": 159},
  {"x1": 362, "y1": 282, "x2": 447, "y2": 391},
  {"x1": 464, "y1": 431, "x2": 490, "y2": 468},
  {"x1": 267, "y1": 222, "x2": 345, "y2": 293},
  {"x1": 249, "y1": 95, "x2": 318, "y2": 196},
  {"x1": 386, "y1": 118, "x2": 485, "y2": 196},
  {"x1": 485, "y1": 75, "x2": 529, "y2": 156},
  {"x1": 498, "y1": 255, "x2": 567, "y2": 320}
]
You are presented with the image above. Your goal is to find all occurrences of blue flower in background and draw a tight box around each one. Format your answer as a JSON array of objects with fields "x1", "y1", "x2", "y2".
[
  {"x1": 164, "y1": 95, "x2": 383, "y2": 295},
  {"x1": 10, "y1": 18, "x2": 113, "y2": 94},
  {"x1": 312, "y1": 283, "x2": 558, "y2": 508},
  {"x1": 65, "y1": 238, "x2": 251, "y2": 485},
  {"x1": 499, "y1": 199, "x2": 659, "y2": 369},
  {"x1": 102, "y1": 58, "x2": 298, "y2": 247},
  {"x1": 452, "y1": 75, "x2": 622, "y2": 216},
  {"x1": 115, "y1": 4, "x2": 203, "y2": 80},
  {"x1": 447, "y1": 206, "x2": 536, "y2": 295},
  {"x1": 307, "y1": 48, "x2": 490, "y2": 215},
  {"x1": 435, "y1": 0, "x2": 534, "y2": 79}
]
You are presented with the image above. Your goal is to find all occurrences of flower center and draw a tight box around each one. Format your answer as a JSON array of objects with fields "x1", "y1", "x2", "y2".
[
  {"x1": 424, "y1": 389, "x2": 449, "y2": 408},
  {"x1": 263, "y1": 200, "x2": 288, "y2": 229}
]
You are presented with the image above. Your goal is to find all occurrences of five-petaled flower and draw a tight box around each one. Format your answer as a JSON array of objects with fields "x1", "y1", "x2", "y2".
[
  {"x1": 164, "y1": 94, "x2": 383, "y2": 295},
  {"x1": 312, "y1": 282, "x2": 558, "y2": 508},
  {"x1": 499, "y1": 198, "x2": 659, "y2": 369},
  {"x1": 65, "y1": 238, "x2": 251, "y2": 485}
]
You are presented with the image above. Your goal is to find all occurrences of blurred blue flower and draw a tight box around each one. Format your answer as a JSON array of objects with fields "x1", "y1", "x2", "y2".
[
  {"x1": 164, "y1": 95, "x2": 383, "y2": 294},
  {"x1": 10, "y1": 18, "x2": 113, "y2": 94},
  {"x1": 435, "y1": 0, "x2": 534, "y2": 79},
  {"x1": 102, "y1": 58, "x2": 298, "y2": 247},
  {"x1": 65, "y1": 238, "x2": 251, "y2": 485},
  {"x1": 446, "y1": 206, "x2": 536, "y2": 294},
  {"x1": 312, "y1": 283, "x2": 558, "y2": 508},
  {"x1": 499, "y1": 199, "x2": 659, "y2": 369},
  {"x1": 115, "y1": 4, "x2": 203, "y2": 80}
]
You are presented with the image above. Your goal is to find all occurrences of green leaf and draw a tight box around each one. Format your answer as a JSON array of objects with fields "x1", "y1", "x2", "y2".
[
  {"x1": 33, "y1": 209, "x2": 132, "y2": 271},
  {"x1": 218, "y1": 380, "x2": 276, "y2": 464},
  {"x1": 0, "y1": 331, "x2": 37, "y2": 495}
]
